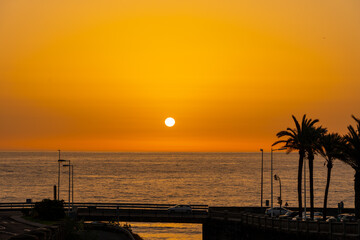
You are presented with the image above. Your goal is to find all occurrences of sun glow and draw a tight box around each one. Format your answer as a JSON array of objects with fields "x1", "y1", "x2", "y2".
[
  {"x1": 165, "y1": 117, "x2": 175, "y2": 127},
  {"x1": 0, "y1": 1, "x2": 359, "y2": 151}
]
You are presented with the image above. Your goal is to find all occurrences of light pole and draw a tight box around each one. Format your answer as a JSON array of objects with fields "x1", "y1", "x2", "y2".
[
  {"x1": 304, "y1": 158, "x2": 306, "y2": 219},
  {"x1": 63, "y1": 164, "x2": 74, "y2": 208},
  {"x1": 62, "y1": 160, "x2": 71, "y2": 215},
  {"x1": 63, "y1": 164, "x2": 74, "y2": 211},
  {"x1": 57, "y1": 150, "x2": 66, "y2": 201},
  {"x1": 274, "y1": 174, "x2": 282, "y2": 208},
  {"x1": 72, "y1": 165, "x2": 73, "y2": 209},
  {"x1": 260, "y1": 149, "x2": 264, "y2": 209},
  {"x1": 270, "y1": 147, "x2": 285, "y2": 217}
]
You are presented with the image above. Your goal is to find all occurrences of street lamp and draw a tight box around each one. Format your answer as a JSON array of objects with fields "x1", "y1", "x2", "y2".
[
  {"x1": 63, "y1": 163, "x2": 72, "y2": 214},
  {"x1": 62, "y1": 161, "x2": 71, "y2": 215},
  {"x1": 63, "y1": 164, "x2": 74, "y2": 210},
  {"x1": 57, "y1": 150, "x2": 67, "y2": 201},
  {"x1": 304, "y1": 157, "x2": 307, "y2": 219},
  {"x1": 71, "y1": 165, "x2": 74, "y2": 209},
  {"x1": 260, "y1": 149, "x2": 264, "y2": 209},
  {"x1": 274, "y1": 174, "x2": 282, "y2": 208},
  {"x1": 270, "y1": 147, "x2": 285, "y2": 217}
]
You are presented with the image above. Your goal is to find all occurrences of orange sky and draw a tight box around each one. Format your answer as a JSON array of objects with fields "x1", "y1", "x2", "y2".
[{"x1": 0, "y1": 0, "x2": 359, "y2": 152}]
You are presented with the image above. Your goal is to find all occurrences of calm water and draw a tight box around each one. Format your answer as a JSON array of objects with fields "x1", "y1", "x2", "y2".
[{"x1": 0, "y1": 152, "x2": 355, "y2": 239}]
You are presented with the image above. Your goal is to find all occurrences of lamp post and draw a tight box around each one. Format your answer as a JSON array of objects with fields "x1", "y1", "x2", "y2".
[
  {"x1": 274, "y1": 174, "x2": 282, "y2": 208},
  {"x1": 57, "y1": 150, "x2": 66, "y2": 201},
  {"x1": 72, "y1": 165, "x2": 73, "y2": 209},
  {"x1": 63, "y1": 164, "x2": 74, "y2": 209},
  {"x1": 62, "y1": 161, "x2": 71, "y2": 215},
  {"x1": 63, "y1": 164, "x2": 74, "y2": 212},
  {"x1": 270, "y1": 147, "x2": 285, "y2": 217},
  {"x1": 304, "y1": 157, "x2": 306, "y2": 219},
  {"x1": 260, "y1": 149, "x2": 264, "y2": 209}
]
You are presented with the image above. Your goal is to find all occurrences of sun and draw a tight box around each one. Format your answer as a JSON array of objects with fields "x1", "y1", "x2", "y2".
[{"x1": 165, "y1": 117, "x2": 175, "y2": 127}]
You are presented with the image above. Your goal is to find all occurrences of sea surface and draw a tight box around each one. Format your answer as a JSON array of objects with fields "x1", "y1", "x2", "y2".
[{"x1": 0, "y1": 152, "x2": 355, "y2": 240}]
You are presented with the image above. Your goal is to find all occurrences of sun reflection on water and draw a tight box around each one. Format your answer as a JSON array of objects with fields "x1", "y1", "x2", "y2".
[{"x1": 119, "y1": 222, "x2": 202, "y2": 240}]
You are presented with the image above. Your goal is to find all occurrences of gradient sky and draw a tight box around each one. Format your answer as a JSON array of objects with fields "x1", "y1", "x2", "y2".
[{"x1": 1, "y1": 0, "x2": 359, "y2": 152}]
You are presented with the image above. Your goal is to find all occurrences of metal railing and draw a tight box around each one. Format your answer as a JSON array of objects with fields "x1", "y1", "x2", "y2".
[
  {"x1": 72, "y1": 202, "x2": 208, "y2": 211},
  {"x1": 0, "y1": 202, "x2": 208, "y2": 211},
  {"x1": 209, "y1": 210, "x2": 360, "y2": 238},
  {"x1": 0, "y1": 202, "x2": 35, "y2": 209}
]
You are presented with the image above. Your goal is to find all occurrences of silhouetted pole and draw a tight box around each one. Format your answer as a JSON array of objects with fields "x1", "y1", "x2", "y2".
[
  {"x1": 274, "y1": 174, "x2": 282, "y2": 208},
  {"x1": 271, "y1": 149, "x2": 273, "y2": 216},
  {"x1": 53, "y1": 185, "x2": 57, "y2": 200},
  {"x1": 71, "y1": 165, "x2": 74, "y2": 209},
  {"x1": 62, "y1": 161, "x2": 71, "y2": 215},
  {"x1": 304, "y1": 158, "x2": 306, "y2": 219},
  {"x1": 57, "y1": 151, "x2": 67, "y2": 200},
  {"x1": 68, "y1": 164, "x2": 70, "y2": 214},
  {"x1": 57, "y1": 150, "x2": 60, "y2": 200},
  {"x1": 260, "y1": 149, "x2": 264, "y2": 209},
  {"x1": 271, "y1": 147, "x2": 286, "y2": 217}
]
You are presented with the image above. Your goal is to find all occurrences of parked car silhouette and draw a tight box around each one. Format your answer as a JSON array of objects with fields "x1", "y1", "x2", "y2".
[
  {"x1": 168, "y1": 205, "x2": 192, "y2": 213},
  {"x1": 291, "y1": 212, "x2": 323, "y2": 221},
  {"x1": 279, "y1": 210, "x2": 298, "y2": 219},
  {"x1": 265, "y1": 207, "x2": 289, "y2": 217},
  {"x1": 325, "y1": 216, "x2": 337, "y2": 222},
  {"x1": 338, "y1": 214, "x2": 356, "y2": 222}
]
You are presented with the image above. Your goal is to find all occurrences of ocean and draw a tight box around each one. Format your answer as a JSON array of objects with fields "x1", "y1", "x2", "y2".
[{"x1": 0, "y1": 152, "x2": 355, "y2": 239}]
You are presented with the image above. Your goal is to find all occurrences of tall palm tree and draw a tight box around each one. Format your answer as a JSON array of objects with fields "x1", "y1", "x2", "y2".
[
  {"x1": 340, "y1": 115, "x2": 360, "y2": 218},
  {"x1": 305, "y1": 125, "x2": 327, "y2": 219},
  {"x1": 318, "y1": 133, "x2": 345, "y2": 220},
  {"x1": 273, "y1": 114, "x2": 321, "y2": 218}
]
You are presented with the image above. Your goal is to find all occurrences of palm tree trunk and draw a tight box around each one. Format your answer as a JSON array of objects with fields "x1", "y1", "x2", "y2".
[
  {"x1": 308, "y1": 152, "x2": 314, "y2": 220},
  {"x1": 298, "y1": 150, "x2": 304, "y2": 218},
  {"x1": 355, "y1": 170, "x2": 360, "y2": 218},
  {"x1": 323, "y1": 161, "x2": 332, "y2": 220}
]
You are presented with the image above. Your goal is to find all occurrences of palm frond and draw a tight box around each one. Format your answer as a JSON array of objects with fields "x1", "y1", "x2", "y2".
[
  {"x1": 276, "y1": 130, "x2": 295, "y2": 138},
  {"x1": 352, "y1": 115, "x2": 360, "y2": 124},
  {"x1": 292, "y1": 115, "x2": 301, "y2": 133},
  {"x1": 341, "y1": 116, "x2": 360, "y2": 170}
]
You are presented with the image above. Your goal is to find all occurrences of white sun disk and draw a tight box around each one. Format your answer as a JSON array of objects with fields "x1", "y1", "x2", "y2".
[{"x1": 165, "y1": 117, "x2": 175, "y2": 127}]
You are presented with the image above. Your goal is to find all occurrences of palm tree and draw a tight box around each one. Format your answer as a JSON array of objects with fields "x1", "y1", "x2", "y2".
[
  {"x1": 318, "y1": 133, "x2": 345, "y2": 220},
  {"x1": 305, "y1": 125, "x2": 327, "y2": 219},
  {"x1": 273, "y1": 114, "x2": 321, "y2": 219},
  {"x1": 340, "y1": 115, "x2": 360, "y2": 218}
]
